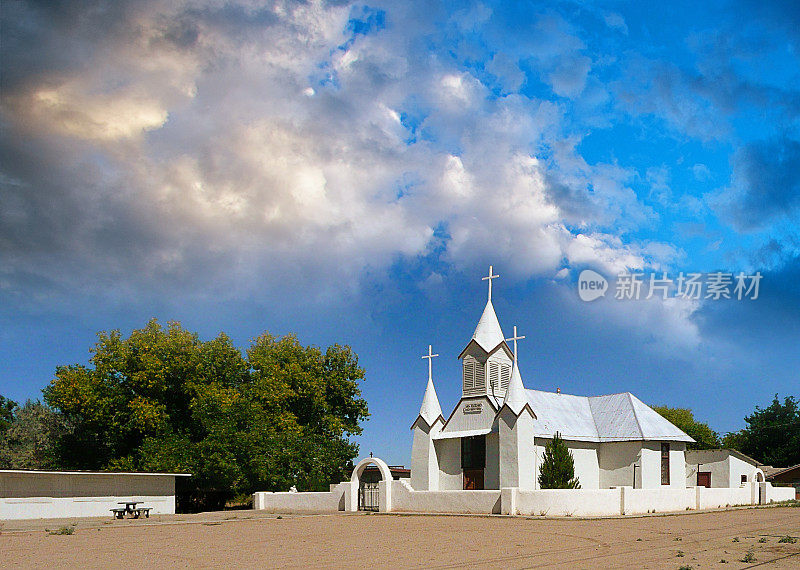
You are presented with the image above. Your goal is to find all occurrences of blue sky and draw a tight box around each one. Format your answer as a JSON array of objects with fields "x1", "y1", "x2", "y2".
[{"x1": 1, "y1": 0, "x2": 798, "y2": 466}]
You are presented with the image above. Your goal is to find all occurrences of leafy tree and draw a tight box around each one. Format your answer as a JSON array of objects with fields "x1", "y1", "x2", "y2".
[
  {"x1": 0, "y1": 400, "x2": 70, "y2": 469},
  {"x1": 723, "y1": 395, "x2": 800, "y2": 467},
  {"x1": 43, "y1": 320, "x2": 369, "y2": 510},
  {"x1": 0, "y1": 395, "x2": 17, "y2": 433},
  {"x1": 538, "y1": 432, "x2": 581, "y2": 489},
  {"x1": 652, "y1": 406, "x2": 720, "y2": 450}
]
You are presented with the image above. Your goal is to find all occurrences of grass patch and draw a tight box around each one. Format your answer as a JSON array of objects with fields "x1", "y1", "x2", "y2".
[
  {"x1": 676, "y1": 550, "x2": 684, "y2": 557},
  {"x1": 758, "y1": 537, "x2": 767, "y2": 543},
  {"x1": 741, "y1": 550, "x2": 755, "y2": 563},
  {"x1": 678, "y1": 565, "x2": 693, "y2": 570},
  {"x1": 47, "y1": 526, "x2": 75, "y2": 535},
  {"x1": 778, "y1": 535, "x2": 797, "y2": 544},
  {"x1": 732, "y1": 537, "x2": 740, "y2": 542}
]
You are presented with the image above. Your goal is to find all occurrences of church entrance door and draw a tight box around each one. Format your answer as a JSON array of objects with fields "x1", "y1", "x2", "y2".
[
  {"x1": 461, "y1": 435, "x2": 486, "y2": 490},
  {"x1": 463, "y1": 469, "x2": 484, "y2": 490}
]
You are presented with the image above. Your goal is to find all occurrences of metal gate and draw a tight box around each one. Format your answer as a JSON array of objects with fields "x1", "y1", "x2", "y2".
[{"x1": 358, "y1": 481, "x2": 379, "y2": 511}]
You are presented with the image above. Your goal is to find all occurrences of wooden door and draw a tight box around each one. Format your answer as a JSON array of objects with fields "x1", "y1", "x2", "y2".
[
  {"x1": 463, "y1": 469, "x2": 484, "y2": 490},
  {"x1": 697, "y1": 472, "x2": 711, "y2": 488}
]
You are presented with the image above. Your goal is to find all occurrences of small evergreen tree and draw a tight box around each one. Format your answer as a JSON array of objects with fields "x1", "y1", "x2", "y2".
[{"x1": 538, "y1": 432, "x2": 581, "y2": 489}]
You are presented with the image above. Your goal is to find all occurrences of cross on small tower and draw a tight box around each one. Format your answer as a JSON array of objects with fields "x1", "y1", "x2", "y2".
[
  {"x1": 481, "y1": 265, "x2": 500, "y2": 301},
  {"x1": 421, "y1": 344, "x2": 439, "y2": 381},
  {"x1": 505, "y1": 325, "x2": 525, "y2": 363}
]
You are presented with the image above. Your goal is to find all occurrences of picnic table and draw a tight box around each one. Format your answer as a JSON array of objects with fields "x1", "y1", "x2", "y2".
[{"x1": 111, "y1": 501, "x2": 152, "y2": 519}]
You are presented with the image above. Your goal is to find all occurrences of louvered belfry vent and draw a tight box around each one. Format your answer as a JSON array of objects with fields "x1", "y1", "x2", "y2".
[
  {"x1": 500, "y1": 363, "x2": 511, "y2": 390},
  {"x1": 462, "y1": 356, "x2": 484, "y2": 396}
]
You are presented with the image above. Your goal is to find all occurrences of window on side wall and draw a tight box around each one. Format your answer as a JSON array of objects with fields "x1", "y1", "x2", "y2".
[{"x1": 661, "y1": 443, "x2": 670, "y2": 485}]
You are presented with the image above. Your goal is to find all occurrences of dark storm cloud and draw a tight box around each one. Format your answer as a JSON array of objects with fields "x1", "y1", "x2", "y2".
[{"x1": 718, "y1": 137, "x2": 800, "y2": 230}]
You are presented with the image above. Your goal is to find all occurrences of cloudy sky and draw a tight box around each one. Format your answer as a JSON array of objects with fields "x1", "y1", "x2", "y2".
[{"x1": 1, "y1": 0, "x2": 798, "y2": 465}]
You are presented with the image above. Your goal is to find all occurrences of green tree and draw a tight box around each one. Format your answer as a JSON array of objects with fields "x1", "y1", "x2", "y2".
[
  {"x1": 0, "y1": 395, "x2": 17, "y2": 433},
  {"x1": 538, "y1": 432, "x2": 581, "y2": 489},
  {"x1": 0, "y1": 400, "x2": 70, "y2": 469},
  {"x1": 652, "y1": 406, "x2": 720, "y2": 450},
  {"x1": 43, "y1": 320, "x2": 369, "y2": 510},
  {"x1": 722, "y1": 395, "x2": 800, "y2": 467}
]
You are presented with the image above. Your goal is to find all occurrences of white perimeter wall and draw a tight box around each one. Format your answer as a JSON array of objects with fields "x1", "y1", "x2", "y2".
[
  {"x1": 253, "y1": 483, "x2": 347, "y2": 513},
  {"x1": 623, "y1": 487, "x2": 694, "y2": 514},
  {"x1": 513, "y1": 488, "x2": 620, "y2": 517},
  {"x1": 391, "y1": 481, "x2": 501, "y2": 514},
  {"x1": 0, "y1": 472, "x2": 178, "y2": 520}
]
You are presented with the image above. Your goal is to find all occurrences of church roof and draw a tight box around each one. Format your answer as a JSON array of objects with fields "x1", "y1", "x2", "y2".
[
  {"x1": 418, "y1": 376, "x2": 444, "y2": 427},
  {"x1": 525, "y1": 389, "x2": 694, "y2": 443},
  {"x1": 470, "y1": 299, "x2": 505, "y2": 352}
]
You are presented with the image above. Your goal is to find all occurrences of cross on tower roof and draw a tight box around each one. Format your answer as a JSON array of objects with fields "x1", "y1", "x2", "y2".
[
  {"x1": 481, "y1": 265, "x2": 500, "y2": 301},
  {"x1": 505, "y1": 325, "x2": 525, "y2": 363},
  {"x1": 421, "y1": 344, "x2": 439, "y2": 381}
]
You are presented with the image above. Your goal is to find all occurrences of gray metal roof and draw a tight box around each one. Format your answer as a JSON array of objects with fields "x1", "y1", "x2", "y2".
[{"x1": 526, "y1": 389, "x2": 694, "y2": 443}]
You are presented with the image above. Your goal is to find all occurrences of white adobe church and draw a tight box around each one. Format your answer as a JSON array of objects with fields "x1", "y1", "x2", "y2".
[
  {"x1": 251, "y1": 266, "x2": 793, "y2": 515},
  {"x1": 411, "y1": 266, "x2": 694, "y2": 492}
]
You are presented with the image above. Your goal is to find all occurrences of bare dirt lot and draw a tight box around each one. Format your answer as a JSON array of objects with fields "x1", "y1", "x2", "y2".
[{"x1": 2, "y1": 506, "x2": 799, "y2": 568}]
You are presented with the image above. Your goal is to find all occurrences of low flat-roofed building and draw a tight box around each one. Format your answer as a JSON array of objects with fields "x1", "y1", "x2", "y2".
[{"x1": 0, "y1": 469, "x2": 191, "y2": 520}]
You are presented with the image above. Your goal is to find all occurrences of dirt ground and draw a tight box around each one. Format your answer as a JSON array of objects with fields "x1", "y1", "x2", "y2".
[{"x1": 2, "y1": 506, "x2": 799, "y2": 568}]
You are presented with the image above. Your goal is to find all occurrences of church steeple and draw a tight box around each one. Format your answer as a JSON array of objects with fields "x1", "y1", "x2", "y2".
[
  {"x1": 502, "y1": 326, "x2": 531, "y2": 416},
  {"x1": 418, "y1": 345, "x2": 443, "y2": 426},
  {"x1": 459, "y1": 266, "x2": 513, "y2": 400},
  {"x1": 471, "y1": 266, "x2": 504, "y2": 352}
]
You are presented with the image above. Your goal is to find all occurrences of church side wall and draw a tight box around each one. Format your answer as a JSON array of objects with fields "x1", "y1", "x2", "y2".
[
  {"x1": 567, "y1": 441, "x2": 600, "y2": 489},
  {"x1": 640, "y1": 442, "x2": 662, "y2": 488},
  {"x1": 435, "y1": 438, "x2": 462, "y2": 490},
  {"x1": 598, "y1": 441, "x2": 641, "y2": 489}
]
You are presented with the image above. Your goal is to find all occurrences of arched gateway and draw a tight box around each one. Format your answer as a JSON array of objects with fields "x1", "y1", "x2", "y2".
[{"x1": 348, "y1": 457, "x2": 392, "y2": 512}]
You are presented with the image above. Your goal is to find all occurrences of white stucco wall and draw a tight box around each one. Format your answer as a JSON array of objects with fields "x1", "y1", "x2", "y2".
[
  {"x1": 729, "y1": 454, "x2": 757, "y2": 486},
  {"x1": 513, "y1": 488, "x2": 620, "y2": 517},
  {"x1": 391, "y1": 480, "x2": 501, "y2": 514},
  {"x1": 767, "y1": 485, "x2": 796, "y2": 503},
  {"x1": 435, "y1": 438, "x2": 462, "y2": 490},
  {"x1": 253, "y1": 484, "x2": 347, "y2": 513},
  {"x1": 696, "y1": 485, "x2": 752, "y2": 509},
  {"x1": 0, "y1": 471, "x2": 183, "y2": 520},
  {"x1": 567, "y1": 440, "x2": 600, "y2": 489},
  {"x1": 411, "y1": 419, "x2": 440, "y2": 491},
  {"x1": 533, "y1": 438, "x2": 600, "y2": 489},
  {"x1": 640, "y1": 442, "x2": 662, "y2": 489},
  {"x1": 622, "y1": 487, "x2": 695, "y2": 514},
  {"x1": 669, "y1": 443, "x2": 687, "y2": 487},
  {"x1": 685, "y1": 450, "x2": 760, "y2": 488},
  {"x1": 598, "y1": 441, "x2": 640, "y2": 489}
]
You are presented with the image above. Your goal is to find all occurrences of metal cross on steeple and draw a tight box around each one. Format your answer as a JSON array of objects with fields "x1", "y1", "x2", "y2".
[
  {"x1": 421, "y1": 344, "x2": 439, "y2": 381},
  {"x1": 481, "y1": 265, "x2": 500, "y2": 301},
  {"x1": 505, "y1": 326, "x2": 525, "y2": 363}
]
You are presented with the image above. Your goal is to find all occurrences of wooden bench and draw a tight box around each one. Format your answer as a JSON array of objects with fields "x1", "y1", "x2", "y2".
[{"x1": 110, "y1": 508, "x2": 127, "y2": 519}]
